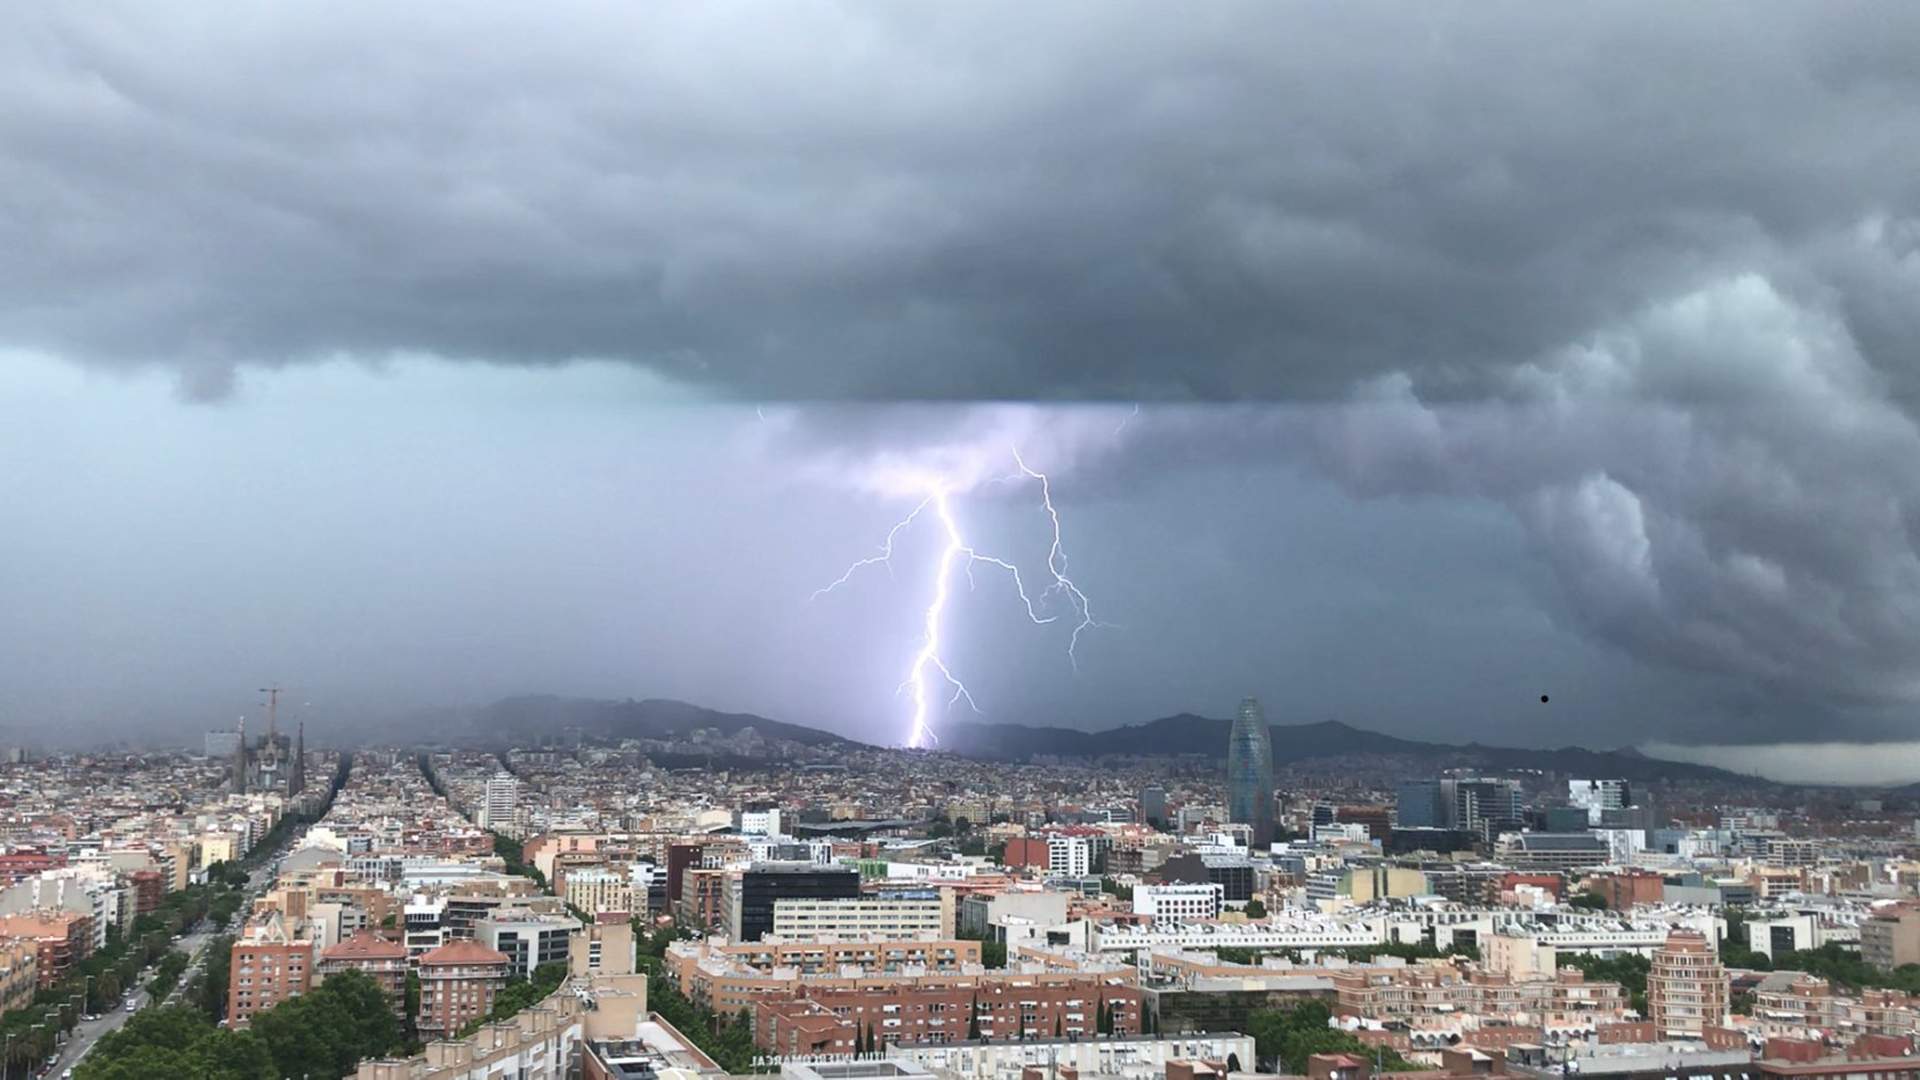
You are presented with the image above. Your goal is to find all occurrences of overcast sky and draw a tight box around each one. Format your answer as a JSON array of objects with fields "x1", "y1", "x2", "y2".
[{"x1": 5, "y1": 3, "x2": 1920, "y2": 757}]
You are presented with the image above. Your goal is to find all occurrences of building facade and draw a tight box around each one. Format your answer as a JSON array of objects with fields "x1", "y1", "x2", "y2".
[
  {"x1": 771, "y1": 895, "x2": 949, "y2": 941},
  {"x1": 319, "y1": 930, "x2": 410, "y2": 1016},
  {"x1": 1863, "y1": 904, "x2": 1920, "y2": 972},
  {"x1": 1226, "y1": 698, "x2": 1275, "y2": 849},
  {"x1": 1133, "y1": 884, "x2": 1223, "y2": 923},
  {"x1": 417, "y1": 939, "x2": 511, "y2": 1038},
  {"x1": 229, "y1": 935, "x2": 317, "y2": 1027},
  {"x1": 735, "y1": 864, "x2": 861, "y2": 943},
  {"x1": 1648, "y1": 930, "x2": 1729, "y2": 1040}
]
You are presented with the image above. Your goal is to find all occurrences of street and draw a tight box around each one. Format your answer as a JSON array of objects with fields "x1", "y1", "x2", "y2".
[{"x1": 40, "y1": 855, "x2": 282, "y2": 1077}]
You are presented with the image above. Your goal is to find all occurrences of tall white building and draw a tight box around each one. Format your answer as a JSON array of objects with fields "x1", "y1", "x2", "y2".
[
  {"x1": 479, "y1": 772, "x2": 520, "y2": 836},
  {"x1": 1047, "y1": 836, "x2": 1091, "y2": 877}
]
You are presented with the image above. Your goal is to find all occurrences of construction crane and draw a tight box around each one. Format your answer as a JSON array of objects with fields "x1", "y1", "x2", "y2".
[{"x1": 257, "y1": 686, "x2": 283, "y2": 741}]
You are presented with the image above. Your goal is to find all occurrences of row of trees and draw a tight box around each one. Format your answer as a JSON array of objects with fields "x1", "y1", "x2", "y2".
[
  {"x1": 0, "y1": 867, "x2": 247, "y2": 1077},
  {"x1": 456, "y1": 961, "x2": 569, "y2": 1038},
  {"x1": 632, "y1": 925, "x2": 756, "y2": 1071},
  {"x1": 75, "y1": 969, "x2": 401, "y2": 1080},
  {"x1": 490, "y1": 833, "x2": 547, "y2": 889}
]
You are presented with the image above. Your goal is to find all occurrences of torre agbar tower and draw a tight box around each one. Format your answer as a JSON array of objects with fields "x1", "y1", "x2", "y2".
[{"x1": 1227, "y1": 697, "x2": 1276, "y2": 847}]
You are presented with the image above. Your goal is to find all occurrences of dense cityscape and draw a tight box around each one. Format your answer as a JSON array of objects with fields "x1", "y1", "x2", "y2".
[{"x1": 0, "y1": 696, "x2": 1907, "y2": 1080}]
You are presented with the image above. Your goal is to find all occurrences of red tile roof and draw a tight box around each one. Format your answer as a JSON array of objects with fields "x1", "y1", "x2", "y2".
[
  {"x1": 321, "y1": 930, "x2": 408, "y2": 961},
  {"x1": 418, "y1": 939, "x2": 510, "y2": 967}
]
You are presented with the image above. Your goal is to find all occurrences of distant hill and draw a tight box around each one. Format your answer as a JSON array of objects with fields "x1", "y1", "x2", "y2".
[
  {"x1": 453, "y1": 695, "x2": 1747, "y2": 784},
  {"x1": 939, "y1": 713, "x2": 1748, "y2": 783},
  {"x1": 468, "y1": 695, "x2": 862, "y2": 749}
]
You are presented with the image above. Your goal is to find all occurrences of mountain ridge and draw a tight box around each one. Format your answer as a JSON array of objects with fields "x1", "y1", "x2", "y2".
[{"x1": 461, "y1": 695, "x2": 1748, "y2": 783}]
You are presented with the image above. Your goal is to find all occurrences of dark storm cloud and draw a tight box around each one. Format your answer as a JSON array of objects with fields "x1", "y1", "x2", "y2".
[
  {"x1": 4, "y1": 2, "x2": 1918, "y2": 400},
  {"x1": 763, "y1": 274, "x2": 1920, "y2": 741},
  {"x1": 10, "y1": 2, "x2": 1920, "y2": 750}
]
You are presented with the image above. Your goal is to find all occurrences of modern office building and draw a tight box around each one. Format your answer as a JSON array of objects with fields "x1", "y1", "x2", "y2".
[
  {"x1": 1139, "y1": 786, "x2": 1168, "y2": 827},
  {"x1": 1395, "y1": 781, "x2": 1446, "y2": 829},
  {"x1": 1159, "y1": 853, "x2": 1255, "y2": 904},
  {"x1": 1451, "y1": 777, "x2": 1525, "y2": 839},
  {"x1": 1569, "y1": 779, "x2": 1632, "y2": 818},
  {"x1": 770, "y1": 892, "x2": 950, "y2": 941},
  {"x1": 1226, "y1": 697, "x2": 1275, "y2": 847},
  {"x1": 476, "y1": 911, "x2": 575, "y2": 980},
  {"x1": 733, "y1": 863, "x2": 861, "y2": 943}
]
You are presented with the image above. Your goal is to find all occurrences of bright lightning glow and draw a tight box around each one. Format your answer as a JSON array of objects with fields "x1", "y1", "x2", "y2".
[
  {"x1": 1014, "y1": 448, "x2": 1103, "y2": 669},
  {"x1": 813, "y1": 449, "x2": 1102, "y2": 748}
]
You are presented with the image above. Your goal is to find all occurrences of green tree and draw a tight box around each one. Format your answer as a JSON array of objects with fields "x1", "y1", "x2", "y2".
[
  {"x1": 1244, "y1": 899, "x2": 1267, "y2": 919},
  {"x1": 1558, "y1": 952, "x2": 1651, "y2": 1014},
  {"x1": 1568, "y1": 892, "x2": 1608, "y2": 911},
  {"x1": 1245, "y1": 1001, "x2": 1419, "y2": 1073},
  {"x1": 198, "y1": 935, "x2": 234, "y2": 1021}
]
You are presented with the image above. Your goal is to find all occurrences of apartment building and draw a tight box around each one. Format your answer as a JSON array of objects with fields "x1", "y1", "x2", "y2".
[
  {"x1": 1331, "y1": 964, "x2": 1626, "y2": 1028},
  {"x1": 1753, "y1": 975, "x2": 1920, "y2": 1041},
  {"x1": 755, "y1": 978, "x2": 1144, "y2": 1050},
  {"x1": 318, "y1": 930, "x2": 410, "y2": 1017},
  {"x1": 564, "y1": 867, "x2": 634, "y2": 916},
  {"x1": 1648, "y1": 930, "x2": 1729, "y2": 1040},
  {"x1": 1863, "y1": 904, "x2": 1920, "y2": 972},
  {"x1": 0, "y1": 939, "x2": 36, "y2": 1013},
  {"x1": 229, "y1": 923, "x2": 318, "y2": 1027},
  {"x1": 417, "y1": 939, "x2": 510, "y2": 1038},
  {"x1": 0, "y1": 911, "x2": 91, "y2": 987}
]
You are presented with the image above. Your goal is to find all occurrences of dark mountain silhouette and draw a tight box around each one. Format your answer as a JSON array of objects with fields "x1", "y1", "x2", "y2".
[
  {"x1": 937, "y1": 714, "x2": 1746, "y2": 782},
  {"x1": 457, "y1": 696, "x2": 1745, "y2": 783},
  {"x1": 467, "y1": 695, "x2": 860, "y2": 748}
]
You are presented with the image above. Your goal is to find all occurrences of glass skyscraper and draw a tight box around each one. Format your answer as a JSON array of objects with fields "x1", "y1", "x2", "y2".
[{"x1": 1227, "y1": 696, "x2": 1275, "y2": 847}]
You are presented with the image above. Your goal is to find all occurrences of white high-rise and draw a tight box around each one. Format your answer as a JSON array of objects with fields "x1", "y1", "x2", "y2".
[{"x1": 479, "y1": 772, "x2": 520, "y2": 835}]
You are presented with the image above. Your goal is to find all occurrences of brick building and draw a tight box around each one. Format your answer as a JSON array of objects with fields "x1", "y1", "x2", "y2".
[
  {"x1": 318, "y1": 930, "x2": 411, "y2": 1016},
  {"x1": 417, "y1": 939, "x2": 510, "y2": 1038},
  {"x1": 755, "y1": 978, "x2": 1142, "y2": 1051},
  {"x1": 0, "y1": 911, "x2": 91, "y2": 988},
  {"x1": 1592, "y1": 870, "x2": 1666, "y2": 912},
  {"x1": 0, "y1": 938, "x2": 36, "y2": 1013},
  {"x1": 129, "y1": 869, "x2": 166, "y2": 916},
  {"x1": 1648, "y1": 929, "x2": 1729, "y2": 1039},
  {"x1": 228, "y1": 919, "x2": 318, "y2": 1027}
]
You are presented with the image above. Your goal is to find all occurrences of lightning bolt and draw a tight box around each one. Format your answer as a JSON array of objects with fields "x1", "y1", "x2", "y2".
[
  {"x1": 1013, "y1": 448, "x2": 1104, "y2": 669},
  {"x1": 813, "y1": 449, "x2": 1101, "y2": 748}
]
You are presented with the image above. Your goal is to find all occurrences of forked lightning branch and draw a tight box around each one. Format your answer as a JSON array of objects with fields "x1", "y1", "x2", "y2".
[{"x1": 812, "y1": 449, "x2": 1101, "y2": 748}]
